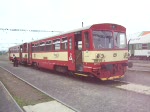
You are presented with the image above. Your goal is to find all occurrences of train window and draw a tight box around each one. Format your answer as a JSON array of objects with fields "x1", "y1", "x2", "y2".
[
  {"x1": 93, "y1": 31, "x2": 113, "y2": 49},
  {"x1": 148, "y1": 43, "x2": 150, "y2": 49},
  {"x1": 62, "y1": 38, "x2": 68, "y2": 50},
  {"x1": 54, "y1": 39, "x2": 60, "y2": 50},
  {"x1": 75, "y1": 33, "x2": 82, "y2": 50},
  {"x1": 35, "y1": 44, "x2": 39, "y2": 52},
  {"x1": 22, "y1": 46, "x2": 24, "y2": 52},
  {"x1": 32, "y1": 44, "x2": 35, "y2": 52},
  {"x1": 46, "y1": 41, "x2": 52, "y2": 51},
  {"x1": 142, "y1": 44, "x2": 148, "y2": 49},
  {"x1": 17, "y1": 48, "x2": 19, "y2": 53},
  {"x1": 39, "y1": 42, "x2": 45, "y2": 51},
  {"x1": 14, "y1": 48, "x2": 16, "y2": 53},
  {"x1": 114, "y1": 32, "x2": 127, "y2": 49},
  {"x1": 13, "y1": 48, "x2": 15, "y2": 53},
  {"x1": 84, "y1": 32, "x2": 90, "y2": 49},
  {"x1": 129, "y1": 44, "x2": 132, "y2": 50},
  {"x1": 21, "y1": 48, "x2": 22, "y2": 53},
  {"x1": 78, "y1": 41, "x2": 82, "y2": 50},
  {"x1": 135, "y1": 44, "x2": 138, "y2": 50},
  {"x1": 132, "y1": 44, "x2": 135, "y2": 50},
  {"x1": 138, "y1": 44, "x2": 142, "y2": 50},
  {"x1": 23, "y1": 45, "x2": 26, "y2": 52},
  {"x1": 69, "y1": 38, "x2": 72, "y2": 50}
]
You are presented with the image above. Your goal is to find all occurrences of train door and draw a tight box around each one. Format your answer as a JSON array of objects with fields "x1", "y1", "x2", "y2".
[
  {"x1": 74, "y1": 32, "x2": 83, "y2": 71},
  {"x1": 27, "y1": 43, "x2": 32, "y2": 64},
  {"x1": 82, "y1": 30, "x2": 90, "y2": 64},
  {"x1": 20, "y1": 45, "x2": 22, "y2": 63},
  {"x1": 68, "y1": 35, "x2": 76, "y2": 71}
]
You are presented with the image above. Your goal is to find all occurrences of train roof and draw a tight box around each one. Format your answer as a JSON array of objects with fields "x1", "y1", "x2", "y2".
[
  {"x1": 8, "y1": 44, "x2": 22, "y2": 49},
  {"x1": 28, "y1": 25, "x2": 92, "y2": 43},
  {"x1": 28, "y1": 23, "x2": 125, "y2": 43},
  {"x1": 9, "y1": 25, "x2": 92, "y2": 48},
  {"x1": 129, "y1": 33, "x2": 150, "y2": 44},
  {"x1": 9, "y1": 23, "x2": 125, "y2": 48}
]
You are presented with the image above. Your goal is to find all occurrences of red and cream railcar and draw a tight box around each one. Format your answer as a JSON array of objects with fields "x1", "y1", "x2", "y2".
[
  {"x1": 25, "y1": 23, "x2": 131, "y2": 80},
  {"x1": 9, "y1": 45, "x2": 22, "y2": 62},
  {"x1": 9, "y1": 43, "x2": 29, "y2": 64}
]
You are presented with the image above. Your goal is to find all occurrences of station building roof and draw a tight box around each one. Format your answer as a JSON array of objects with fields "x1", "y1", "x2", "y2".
[
  {"x1": 130, "y1": 33, "x2": 150, "y2": 44},
  {"x1": 139, "y1": 31, "x2": 150, "y2": 36}
]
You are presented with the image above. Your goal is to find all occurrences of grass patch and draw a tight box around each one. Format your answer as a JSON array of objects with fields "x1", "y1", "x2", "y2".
[
  {"x1": 0, "y1": 65, "x2": 54, "y2": 109},
  {"x1": 13, "y1": 96, "x2": 28, "y2": 107}
]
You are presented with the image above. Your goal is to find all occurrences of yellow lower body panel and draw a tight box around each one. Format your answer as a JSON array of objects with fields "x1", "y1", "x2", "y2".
[
  {"x1": 74, "y1": 73, "x2": 88, "y2": 77},
  {"x1": 101, "y1": 75, "x2": 124, "y2": 81}
]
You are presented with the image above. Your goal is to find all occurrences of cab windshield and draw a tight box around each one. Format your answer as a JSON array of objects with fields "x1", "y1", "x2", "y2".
[
  {"x1": 114, "y1": 32, "x2": 127, "y2": 48},
  {"x1": 93, "y1": 31, "x2": 113, "y2": 49},
  {"x1": 93, "y1": 31, "x2": 127, "y2": 49}
]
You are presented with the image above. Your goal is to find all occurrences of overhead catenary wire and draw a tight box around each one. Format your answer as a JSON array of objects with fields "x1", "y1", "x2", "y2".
[
  {"x1": 0, "y1": 28, "x2": 62, "y2": 33},
  {"x1": 0, "y1": 28, "x2": 63, "y2": 51}
]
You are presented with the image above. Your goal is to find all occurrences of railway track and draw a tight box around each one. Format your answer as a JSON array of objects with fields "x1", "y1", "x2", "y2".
[
  {"x1": 0, "y1": 65, "x2": 79, "y2": 112},
  {"x1": 0, "y1": 81, "x2": 24, "y2": 112}
]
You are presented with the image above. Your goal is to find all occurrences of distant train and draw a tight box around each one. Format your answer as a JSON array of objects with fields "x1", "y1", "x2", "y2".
[
  {"x1": 129, "y1": 33, "x2": 150, "y2": 60},
  {"x1": 9, "y1": 23, "x2": 132, "y2": 81}
]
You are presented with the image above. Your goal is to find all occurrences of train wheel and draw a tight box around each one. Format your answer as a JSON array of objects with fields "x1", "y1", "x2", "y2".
[
  {"x1": 54, "y1": 65, "x2": 68, "y2": 73},
  {"x1": 32, "y1": 62, "x2": 38, "y2": 69}
]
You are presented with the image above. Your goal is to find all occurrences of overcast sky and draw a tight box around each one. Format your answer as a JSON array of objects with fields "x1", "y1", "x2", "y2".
[{"x1": 0, "y1": 0, "x2": 150, "y2": 50}]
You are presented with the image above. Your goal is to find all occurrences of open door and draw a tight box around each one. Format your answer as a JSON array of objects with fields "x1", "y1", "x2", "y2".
[
  {"x1": 68, "y1": 32, "x2": 83, "y2": 71},
  {"x1": 68, "y1": 32, "x2": 83, "y2": 72},
  {"x1": 74, "y1": 31, "x2": 83, "y2": 71}
]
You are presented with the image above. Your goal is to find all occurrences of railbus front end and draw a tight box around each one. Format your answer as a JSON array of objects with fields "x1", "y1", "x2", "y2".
[
  {"x1": 80, "y1": 24, "x2": 131, "y2": 80},
  {"x1": 9, "y1": 45, "x2": 22, "y2": 63}
]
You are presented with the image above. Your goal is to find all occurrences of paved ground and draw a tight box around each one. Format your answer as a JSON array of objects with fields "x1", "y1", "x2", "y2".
[
  {"x1": 128, "y1": 64, "x2": 150, "y2": 72},
  {"x1": 128, "y1": 60, "x2": 150, "y2": 72},
  {"x1": 129, "y1": 60, "x2": 150, "y2": 64},
  {"x1": 0, "y1": 60, "x2": 150, "y2": 112},
  {"x1": 120, "y1": 70, "x2": 150, "y2": 86},
  {"x1": 0, "y1": 81, "x2": 23, "y2": 112}
]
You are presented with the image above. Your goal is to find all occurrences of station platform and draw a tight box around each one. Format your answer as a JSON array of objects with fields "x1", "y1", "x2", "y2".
[
  {"x1": 128, "y1": 60, "x2": 150, "y2": 72},
  {"x1": 0, "y1": 81, "x2": 23, "y2": 112}
]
